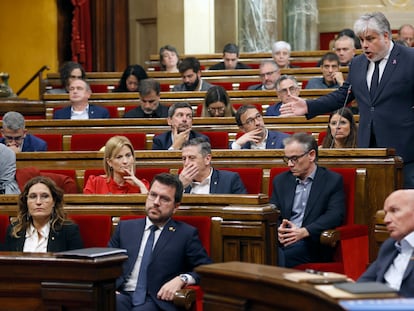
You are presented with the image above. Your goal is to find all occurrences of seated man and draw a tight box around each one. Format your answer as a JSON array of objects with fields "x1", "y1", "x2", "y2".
[
  {"x1": 123, "y1": 78, "x2": 169, "y2": 118},
  {"x1": 333, "y1": 35, "x2": 356, "y2": 66},
  {"x1": 172, "y1": 57, "x2": 213, "y2": 92},
  {"x1": 179, "y1": 137, "x2": 247, "y2": 194},
  {"x1": 1, "y1": 111, "x2": 47, "y2": 152},
  {"x1": 152, "y1": 102, "x2": 209, "y2": 150},
  {"x1": 270, "y1": 133, "x2": 345, "y2": 267},
  {"x1": 265, "y1": 75, "x2": 301, "y2": 117},
  {"x1": 306, "y1": 52, "x2": 344, "y2": 89},
  {"x1": 358, "y1": 189, "x2": 414, "y2": 297},
  {"x1": 53, "y1": 79, "x2": 110, "y2": 119},
  {"x1": 208, "y1": 43, "x2": 251, "y2": 70},
  {"x1": 398, "y1": 24, "x2": 414, "y2": 47},
  {"x1": 248, "y1": 60, "x2": 280, "y2": 91},
  {"x1": 232, "y1": 105, "x2": 289, "y2": 149},
  {"x1": 109, "y1": 173, "x2": 212, "y2": 311}
]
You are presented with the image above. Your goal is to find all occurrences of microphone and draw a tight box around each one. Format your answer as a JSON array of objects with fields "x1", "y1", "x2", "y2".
[{"x1": 329, "y1": 84, "x2": 352, "y2": 149}]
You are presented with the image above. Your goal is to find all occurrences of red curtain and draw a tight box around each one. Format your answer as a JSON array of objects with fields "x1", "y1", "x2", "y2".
[{"x1": 71, "y1": 0, "x2": 93, "y2": 71}]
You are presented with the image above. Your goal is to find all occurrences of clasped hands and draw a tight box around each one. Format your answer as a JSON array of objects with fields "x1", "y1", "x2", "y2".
[{"x1": 278, "y1": 219, "x2": 309, "y2": 247}]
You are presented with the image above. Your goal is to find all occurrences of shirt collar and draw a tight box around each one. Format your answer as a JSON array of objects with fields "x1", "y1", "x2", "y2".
[
  {"x1": 26, "y1": 222, "x2": 51, "y2": 238},
  {"x1": 192, "y1": 167, "x2": 213, "y2": 187}
]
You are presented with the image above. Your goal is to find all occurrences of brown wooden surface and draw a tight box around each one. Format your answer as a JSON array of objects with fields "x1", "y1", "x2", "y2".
[
  {"x1": 0, "y1": 252, "x2": 127, "y2": 311},
  {"x1": 0, "y1": 194, "x2": 278, "y2": 266},
  {"x1": 196, "y1": 261, "x2": 345, "y2": 311}
]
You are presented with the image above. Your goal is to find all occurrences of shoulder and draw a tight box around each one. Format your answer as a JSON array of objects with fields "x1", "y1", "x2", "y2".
[
  {"x1": 154, "y1": 131, "x2": 170, "y2": 140},
  {"x1": 123, "y1": 107, "x2": 144, "y2": 118},
  {"x1": 236, "y1": 62, "x2": 251, "y2": 69},
  {"x1": 90, "y1": 105, "x2": 108, "y2": 112},
  {"x1": 315, "y1": 166, "x2": 343, "y2": 182},
  {"x1": 53, "y1": 106, "x2": 71, "y2": 118},
  {"x1": 247, "y1": 84, "x2": 261, "y2": 90},
  {"x1": 268, "y1": 130, "x2": 289, "y2": 139},
  {"x1": 208, "y1": 62, "x2": 224, "y2": 70}
]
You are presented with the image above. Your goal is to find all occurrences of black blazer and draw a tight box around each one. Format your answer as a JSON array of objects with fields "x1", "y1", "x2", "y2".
[
  {"x1": 152, "y1": 130, "x2": 209, "y2": 150},
  {"x1": 53, "y1": 105, "x2": 110, "y2": 119},
  {"x1": 4, "y1": 222, "x2": 83, "y2": 252}
]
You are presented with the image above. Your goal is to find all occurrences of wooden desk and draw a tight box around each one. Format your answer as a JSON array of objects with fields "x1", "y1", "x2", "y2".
[
  {"x1": 0, "y1": 252, "x2": 127, "y2": 311},
  {"x1": 196, "y1": 261, "x2": 345, "y2": 311}
]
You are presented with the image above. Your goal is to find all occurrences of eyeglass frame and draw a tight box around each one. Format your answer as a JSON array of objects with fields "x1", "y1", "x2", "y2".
[
  {"x1": 207, "y1": 106, "x2": 226, "y2": 113},
  {"x1": 242, "y1": 113, "x2": 263, "y2": 126},
  {"x1": 259, "y1": 70, "x2": 278, "y2": 78},
  {"x1": 147, "y1": 191, "x2": 173, "y2": 204},
  {"x1": 27, "y1": 193, "x2": 51, "y2": 202},
  {"x1": 277, "y1": 85, "x2": 299, "y2": 96},
  {"x1": 282, "y1": 150, "x2": 311, "y2": 164}
]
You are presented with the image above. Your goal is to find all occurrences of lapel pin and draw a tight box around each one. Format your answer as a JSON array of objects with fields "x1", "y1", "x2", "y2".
[
  {"x1": 169, "y1": 227, "x2": 176, "y2": 232},
  {"x1": 392, "y1": 59, "x2": 396, "y2": 65}
]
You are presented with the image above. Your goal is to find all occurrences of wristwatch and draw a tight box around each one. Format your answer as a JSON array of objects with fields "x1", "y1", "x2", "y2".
[{"x1": 179, "y1": 274, "x2": 189, "y2": 285}]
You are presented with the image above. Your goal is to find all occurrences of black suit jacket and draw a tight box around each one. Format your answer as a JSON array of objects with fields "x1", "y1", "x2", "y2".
[
  {"x1": 108, "y1": 218, "x2": 212, "y2": 311},
  {"x1": 358, "y1": 237, "x2": 414, "y2": 297},
  {"x1": 0, "y1": 134, "x2": 47, "y2": 152},
  {"x1": 123, "y1": 104, "x2": 169, "y2": 118},
  {"x1": 53, "y1": 105, "x2": 110, "y2": 119},
  {"x1": 184, "y1": 168, "x2": 247, "y2": 194},
  {"x1": 152, "y1": 130, "x2": 209, "y2": 150},
  {"x1": 4, "y1": 222, "x2": 83, "y2": 252},
  {"x1": 307, "y1": 43, "x2": 414, "y2": 163}
]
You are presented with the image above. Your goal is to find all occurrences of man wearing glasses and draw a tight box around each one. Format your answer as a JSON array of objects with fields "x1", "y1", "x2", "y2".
[
  {"x1": 248, "y1": 60, "x2": 280, "y2": 91},
  {"x1": 265, "y1": 75, "x2": 301, "y2": 116},
  {"x1": 0, "y1": 111, "x2": 47, "y2": 152},
  {"x1": 270, "y1": 133, "x2": 345, "y2": 267},
  {"x1": 231, "y1": 105, "x2": 289, "y2": 149}
]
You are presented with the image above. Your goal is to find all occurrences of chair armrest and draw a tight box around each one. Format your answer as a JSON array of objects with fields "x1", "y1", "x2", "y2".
[
  {"x1": 174, "y1": 287, "x2": 196, "y2": 310},
  {"x1": 320, "y1": 224, "x2": 368, "y2": 247}
]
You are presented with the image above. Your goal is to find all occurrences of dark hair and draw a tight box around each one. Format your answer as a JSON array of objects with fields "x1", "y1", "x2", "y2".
[
  {"x1": 178, "y1": 57, "x2": 201, "y2": 74},
  {"x1": 283, "y1": 133, "x2": 319, "y2": 160},
  {"x1": 182, "y1": 137, "x2": 211, "y2": 156},
  {"x1": 275, "y1": 75, "x2": 299, "y2": 90},
  {"x1": 168, "y1": 102, "x2": 193, "y2": 118},
  {"x1": 202, "y1": 85, "x2": 234, "y2": 117},
  {"x1": 322, "y1": 107, "x2": 358, "y2": 148},
  {"x1": 11, "y1": 176, "x2": 67, "y2": 238},
  {"x1": 337, "y1": 28, "x2": 361, "y2": 49},
  {"x1": 115, "y1": 65, "x2": 148, "y2": 92},
  {"x1": 235, "y1": 104, "x2": 258, "y2": 127},
  {"x1": 151, "y1": 173, "x2": 183, "y2": 203},
  {"x1": 223, "y1": 43, "x2": 239, "y2": 56},
  {"x1": 159, "y1": 45, "x2": 180, "y2": 71},
  {"x1": 59, "y1": 61, "x2": 86, "y2": 88},
  {"x1": 320, "y1": 52, "x2": 340, "y2": 66},
  {"x1": 139, "y1": 78, "x2": 160, "y2": 96}
]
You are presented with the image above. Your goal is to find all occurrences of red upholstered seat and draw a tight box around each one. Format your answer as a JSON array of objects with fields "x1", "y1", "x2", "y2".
[
  {"x1": 105, "y1": 105, "x2": 120, "y2": 118},
  {"x1": 84, "y1": 168, "x2": 170, "y2": 186},
  {"x1": 317, "y1": 131, "x2": 327, "y2": 146},
  {"x1": 90, "y1": 85, "x2": 111, "y2": 93},
  {"x1": 67, "y1": 214, "x2": 112, "y2": 248},
  {"x1": 268, "y1": 167, "x2": 369, "y2": 280},
  {"x1": 195, "y1": 104, "x2": 203, "y2": 117},
  {"x1": 211, "y1": 82, "x2": 234, "y2": 91},
  {"x1": 70, "y1": 133, "x2": 146, "y2": 151},
  {"x1": 221, "y1": 168, "x2": 263, "y2": 194},
  {"x1": 0, "y1": 215, "x2": 10, "y2": 244},
  {"x1": 238, "y1": 81, "x2": 260, "y2": 90},
  {"x1": 36, "y1": 134, "x2": 63, "y2": 151},
  {"x1": 200, "y1": 132, "x2": 229, "y2": 149}
]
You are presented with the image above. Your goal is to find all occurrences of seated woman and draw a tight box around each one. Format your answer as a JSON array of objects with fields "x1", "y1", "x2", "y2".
[
  {"x1": 0, "y1": 144, "x2": 20, "y2": 194},
  {"x1": 83, "y1": 136, "x2": 149, "y2": 194},
  {"x1": 4, "y1": 176, "x2": 83, "y2": 252},
  {"x1": 113, "y1": 64, "x2": 148, "y2": 92},
  {"x1": 47, "y1": 61, "x2": 86, "y2": 94},
  {"x1": 271, "y1": 41, "x2": 298, "y2": 69},
  {"x1": 159, "y1": 45, "x2": 180, "y2": 72},
  {"x1": 201, "y1": 85, "x2": 235, "y2": 117},
  {"x1": 321, "y1": 107, "x2": 358, "y2": 148}
]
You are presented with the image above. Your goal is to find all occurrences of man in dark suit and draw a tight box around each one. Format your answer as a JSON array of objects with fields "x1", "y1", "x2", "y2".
[
  {"x1": 172, "y1": 57, "x2": 213, "y2": 92},
  {"x1": 208, "y1": 43, "x2": 251, "y2": 70},
  {"x1": 1, "y1": 111, "x2": 47, "y2": 152},
  {"x1": 270, "y1": 133, "x2": 345, "y2": 267},
  {"x1": 358, "y1": 189, "x2": 414, "y2": 297},
  {"x1": 281, "y1": 12, "x2": 414, "y2": 188},
  {"x1": 231, "y1": 105, "x2": 289, "y2": 150},
  {"x1": 152, "y1": 102, "x2": 209, "y2": 150},
  {"x1": 247, "y1": 60, "x2": 280, "y2": 91},
  {"x1": 108, "y1": 173, "x2": 212, "y2": 311},
  {"x1": 179, "y1": 137, "x2": 247, "y2": 194},
  {"x1": 53, "y1": 79, "x2": 109, "y2": 119}
]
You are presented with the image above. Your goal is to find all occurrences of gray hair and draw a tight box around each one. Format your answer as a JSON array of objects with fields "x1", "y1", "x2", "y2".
[
  {"x1": 354, "y1": 12, "x2": 392, "y2": 38},
  {"x1": 259, "y1": 60, "x2": 279, "y2": 71},
  {"x1": 139, "y1": 78, "x2": 160, "y2": 96},
  {"x1": 272, "y1": 41, "x2": 291, "y2": 55},
  {"x1": 2, "y1": 111, "x2": 25, "y2": 130},
  {"x1": 182, "y1": 137, "x2": 211, "y2": 157},
  {"x1": 283, "y1": 132, "x2": 318, "y2": 161},
  {"x1": 275, "y1": 75, "x2": 299, "y2": 90}
]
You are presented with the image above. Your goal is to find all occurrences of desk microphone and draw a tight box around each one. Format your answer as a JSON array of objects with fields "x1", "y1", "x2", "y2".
[{"x1": 329, "y1": 84, "x2": 352, "y2": 149}]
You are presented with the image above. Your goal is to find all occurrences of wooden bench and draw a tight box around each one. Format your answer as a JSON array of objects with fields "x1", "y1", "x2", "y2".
[{"x1": 15, "y1": 148, "x2": 403, "y2": 261}]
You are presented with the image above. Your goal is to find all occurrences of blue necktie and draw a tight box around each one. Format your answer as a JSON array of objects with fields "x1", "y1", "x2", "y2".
[
  {"x1": 133, "y1": 225, "x2": 158, "y2": 306},
  {"x1": 370, "y1": 60, "x2": 381, "y2": 99}
]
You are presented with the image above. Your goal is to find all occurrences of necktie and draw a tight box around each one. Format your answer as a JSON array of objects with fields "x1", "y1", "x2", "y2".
[
  {"x1": 370, "y1": 60, "x2": 381, "y2": 99},
  {"x1": 133, "y1": 225, "x2": 158, "y2": 306}
]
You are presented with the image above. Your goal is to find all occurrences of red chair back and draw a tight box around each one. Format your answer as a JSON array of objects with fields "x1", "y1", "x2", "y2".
[
  {"x1": 68, "y1": 214, "x2": 112, "y2": 248},
  {"x1": 0, "y1": 215, "x2": 10, "y2": 244},
  {"x1": 84, "y1": 168, "x2": 169, "y2": 185},
  {"x1": 200, "y1": 132, "x2": 229, "y2": 149},
  {"x1": 268, "y1": 167, "x2": 289, "y2": 196},
  {"x1": 36, "y1": 134, "x2": 63, "y2": 151},
  {"x1": 70, "y1": 133, "x2": 146, "y2": 151},
  {"x1": 105, "y1": 105, "x2": 120, "y2": 118},
  {"x1": 222, "y1": 168, "x2": 263, "y2": 194},
  {"x1": 318, "y1": 131, "x2": 327, "y2": 146},
  {"x1": 196, "y1": 104, "x2": 203, "y2": 117}
]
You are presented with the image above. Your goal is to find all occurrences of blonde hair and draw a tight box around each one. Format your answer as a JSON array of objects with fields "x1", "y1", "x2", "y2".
[{"x1": 103, "y1": 136, "x2": 135, "y2": 180}]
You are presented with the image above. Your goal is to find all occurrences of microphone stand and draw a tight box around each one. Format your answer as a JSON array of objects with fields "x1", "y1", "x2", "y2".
[{"x1": 330, "y1": 84, "x2": 352, "y2": 148}]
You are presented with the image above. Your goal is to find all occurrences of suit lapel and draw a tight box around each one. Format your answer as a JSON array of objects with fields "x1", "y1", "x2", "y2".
[
  {"x1": 283, "y1": 173, "x2": 297, "y2": 219},
  {"x1": 303, "y1": 168, "x2": 323, "y2": 223},
  {"x1": 209, "y1": 169, "x2": 219, "y2": 193},
  {"x1": 152, "y1": 219, "x2": 176, "y2": 258}
]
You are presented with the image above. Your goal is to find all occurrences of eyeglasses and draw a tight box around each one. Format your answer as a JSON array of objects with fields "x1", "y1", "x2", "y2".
[
  {"x1": 242, "y1": 113, "x2": 263, "y2": 126},
  {"x1": 27, "y1": 193, "x2": 51, "y2": 202},
  {"x1": 277, "y1": 86, "x2": 299, "y2": 96},
  {"x1": 259, "y1": 70, "x2": 277, "y2": 78},
  {"x1": 282, "y1": 151, "x2": 310, "y2": 164},
  {"x1": 147, "y1": 191, "x2": 172, "y2": 204},
  {"x1": 4, "y1": 135, "x2": 24, "y2": 142},
  {"x1": 207, "y1": 107, "x2": 225, "y2": 113}
]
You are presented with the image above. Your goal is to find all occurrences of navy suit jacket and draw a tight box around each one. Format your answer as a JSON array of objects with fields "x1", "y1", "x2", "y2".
[
  {"x1": 108, "y1": 218, "x2": 212, "y2": 311},
  {"x1": 4, "y1": 222, "x2": 83, "y2": 252},
  {"x1": 240, "y1": 130, "x2": 289, "y2": 149},
  {"x1": 184, "y1": 168, "x2": 247, "y2": 194},
  {"x1": 247, "y1": 83, "x2": 263, "y2": 90},
  {"x1": 270, "y1": 166, "x2": 345, "y2": 260},
  {"x1": 307, "y1": 43, "x2": 414, "y2": 163},
  {"x1": 265, "y1": 102, "x2": 282, "y2": 116},
  {"x1": 0, "y1": 134, "x2": 47, "y2": 152},
  {"x1": 152, "y1": 130, "x2": 210, "y2": 150},
  {"x1": 358, "y1": 238, "x2": 414, "y2": 297},
  {"x1": 53, "y1": 105, "x2": 110, "y2": 119}
]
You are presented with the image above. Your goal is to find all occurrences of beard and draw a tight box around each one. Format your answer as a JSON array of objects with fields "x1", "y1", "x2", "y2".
[{"x1": 184, "y1": 76, "x2": 200, "y2": 91}]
